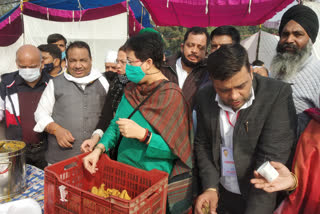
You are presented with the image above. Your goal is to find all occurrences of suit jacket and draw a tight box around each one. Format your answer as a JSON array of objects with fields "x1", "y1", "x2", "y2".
[
  {"x1": 194, "y1": 74, "x2": 297, "y2": 214},
  {"x1": 161, "y1": 55, "x2": 209, "y2": 109}
]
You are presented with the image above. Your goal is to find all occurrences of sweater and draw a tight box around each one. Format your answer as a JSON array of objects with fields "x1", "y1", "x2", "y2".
[{"x1": 286, "y1": 55, "x2": 320, "y2": 114}]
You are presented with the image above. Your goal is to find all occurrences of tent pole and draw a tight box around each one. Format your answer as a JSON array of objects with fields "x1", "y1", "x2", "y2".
[
  {"x1": 20, "y1": 0, "x2": 25, "y2": 45},
  {"x1": 141, "y1": 6, "x2": 143, "y2": 24},
  {"x1": 126, "y1": 0, "x2": 129, "y2": 38},
  {"x1": 256, "y1": 25, "x2": 262, "y2": 60}
]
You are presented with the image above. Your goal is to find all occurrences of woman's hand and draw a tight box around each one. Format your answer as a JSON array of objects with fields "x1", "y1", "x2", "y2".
[
  {"x1": 116, "y1": 118, "x2": 146, "y2": 140},
  {"x1": 250, "y1": 161, "x2": 295, "y2": 192},
  {"x1": 81, "y1": 134, "x2": 100, "y2": 153},
  {"x1": 83, "y1": 146, "x2": 104, "y2": 174}
]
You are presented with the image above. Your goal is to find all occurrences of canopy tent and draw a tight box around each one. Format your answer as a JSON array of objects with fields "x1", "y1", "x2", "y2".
[
  {"x1": 0, "y1": 0, "x2": 152, "y2": 74},
  {"x1": 140, "y1": 0, "x2": 294, "y2": 27},
  {"x1": 0, "y1": 0, "x2": 153, "y2": 46},
  {"x1": 241, "y1": 31, "x2": 279, "y2": 70},
  {"x1": 25, "y1": 0, "x2": 153, "y2": 33}
]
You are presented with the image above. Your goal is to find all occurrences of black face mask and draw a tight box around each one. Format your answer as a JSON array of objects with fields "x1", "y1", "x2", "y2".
[
  {"x1": 181, "y1": 52, "x2": 201, "y2": 69},
  {"x1": 105, "y1": 71, "x2": 117, "y2": 83},
  {"x1": 42, "y1": 63, "x2": 54, "y2": 74}
]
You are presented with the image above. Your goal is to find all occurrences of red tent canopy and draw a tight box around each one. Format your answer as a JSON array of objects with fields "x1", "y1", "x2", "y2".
[{"x1": 141, "y1": 0, "x2": 294, "y2": 27}]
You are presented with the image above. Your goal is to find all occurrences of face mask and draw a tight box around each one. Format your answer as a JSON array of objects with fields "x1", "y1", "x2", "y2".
[
  {"x1": 105, "y1": 71, "x2": 117, "y2": 83},
  {"x1": 42, "y1": 63, "x2": 54, "y2": 74},
  {"x1": 61, "y1": 51, "x2": 66, "y2": 60},
  {"x1": 125, "y1": 64, "x2": 145, "y2": 83},
  {"x1": 18, "y1": 68, "x2": 41, "y2": 82}
]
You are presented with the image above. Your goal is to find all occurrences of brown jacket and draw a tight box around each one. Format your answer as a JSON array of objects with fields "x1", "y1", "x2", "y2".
[{"x1": 161, "y1": 55, "x2": 209, "y2": 109}]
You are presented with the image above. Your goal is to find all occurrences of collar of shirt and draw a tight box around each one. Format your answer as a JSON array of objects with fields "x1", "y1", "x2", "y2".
[
  {"x1": 175, "y1": 57, "x2": 188, "y2": 88},
  {"x1": 176, "y1": 57, "x2": 183, "y2": 71},
  {"x1": 54, "y1": 69, "x2": 64, "y2": 77},
  {"x1": 215, "y1": 87, "x2": 255, "y2": 113}
]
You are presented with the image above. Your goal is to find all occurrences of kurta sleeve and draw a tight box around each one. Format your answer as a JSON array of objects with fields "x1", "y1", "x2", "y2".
[{"x1": 33, "y1": 79, "x2": 55, "y2": 132}]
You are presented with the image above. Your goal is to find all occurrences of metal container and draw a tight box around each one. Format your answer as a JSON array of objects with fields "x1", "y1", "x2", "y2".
[{"x1": 0, "y1": 140, "x2": 26, "y2": 200}]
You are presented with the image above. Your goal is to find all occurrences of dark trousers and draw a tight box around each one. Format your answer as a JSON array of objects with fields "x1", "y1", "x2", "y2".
[
  {"x1": 217, "y1": 185, "x2": 246, "y2": 214},
  {"x1": 26, "y1": 143, "x2": 47, "y2": 170}
]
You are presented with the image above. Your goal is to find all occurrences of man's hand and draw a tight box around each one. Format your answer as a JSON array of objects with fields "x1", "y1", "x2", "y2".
[
  {"x1": 81, "y1": 134, "x2": 100, "y2": 153},
  {"x1": 250, "y1": 161, "x2": 295, "y2": 192},
  {"x1": 195, "y1": 189, "x2": 219, "y2": 214},
  {"x1": 55, "y1": 125, "x2": 75, "y2": 148},
  {"x1": 116, "y1": 118, "x2": 146, "y2": 140}
]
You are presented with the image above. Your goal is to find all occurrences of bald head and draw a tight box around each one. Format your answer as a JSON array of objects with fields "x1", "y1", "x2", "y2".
[{"x1": 16, "y1": 45, "x2": 41, "y2": 69}]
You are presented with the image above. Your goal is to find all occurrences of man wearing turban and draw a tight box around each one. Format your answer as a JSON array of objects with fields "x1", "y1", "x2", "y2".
[
  {"x1": 250, "y1": 5, "x2": 320, "y2": 214},
  {"x1": 270, "y1": 4, "x2": 320, "y2": 135}
]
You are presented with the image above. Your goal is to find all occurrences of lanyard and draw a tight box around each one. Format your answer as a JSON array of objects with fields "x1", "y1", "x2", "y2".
[{"x1": 225, "y1": 111, "x2": 240, "y2": 128}]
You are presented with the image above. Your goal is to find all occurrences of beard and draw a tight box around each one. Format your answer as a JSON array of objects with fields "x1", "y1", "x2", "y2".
[
  {"x1": 271, "y1": 40, "x2": 312, "y2": 81},
  {"x1": 181, "y1": 52, "x2": 201, "y2": 68}
]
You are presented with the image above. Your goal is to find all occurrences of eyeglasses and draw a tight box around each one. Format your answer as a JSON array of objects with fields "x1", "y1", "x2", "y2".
[
  {"x1": 126, "y1": 59, "x2": 141, "y2": 65},
  {"x1": 116, "y1": 59, "x2": 126, "y2": 65}
]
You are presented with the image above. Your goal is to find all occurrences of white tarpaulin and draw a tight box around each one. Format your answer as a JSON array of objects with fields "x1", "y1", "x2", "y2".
[
  {"x1": 0, "y1": 12, "x2": 127, "y2": 75},
  {"x1": 0, "y1": 35, "x2": 23, "y2": 76},
  {"x1": 241, "y1": 31, "x2": 279, "y2": 70}
]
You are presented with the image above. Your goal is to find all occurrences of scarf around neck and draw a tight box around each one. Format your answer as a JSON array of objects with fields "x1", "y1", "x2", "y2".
[{"x1": 64, "y1": 68, "x2": 102, "y2": 85}]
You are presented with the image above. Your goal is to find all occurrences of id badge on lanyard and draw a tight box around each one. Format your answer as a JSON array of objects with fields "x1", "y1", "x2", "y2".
[{"x1": 221, "y1": 146, "x2": 237, "y2": 177}]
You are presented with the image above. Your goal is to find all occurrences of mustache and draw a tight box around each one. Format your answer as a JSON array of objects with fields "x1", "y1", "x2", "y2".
[
  {"x1": 276, "y1": 43, "x2": 298, "y2": 53},
  {"x1": 187, "y1": 54, "x2": 199, "y2": 59}
]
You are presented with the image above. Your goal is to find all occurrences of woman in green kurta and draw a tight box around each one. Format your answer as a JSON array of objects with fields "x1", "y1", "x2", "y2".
[
  {"x1": 97, "y1": 95, "x2": 176, "y2": 174},
  {"x1": 83, "y1": 32, "x2": 193, "y2": 213}
]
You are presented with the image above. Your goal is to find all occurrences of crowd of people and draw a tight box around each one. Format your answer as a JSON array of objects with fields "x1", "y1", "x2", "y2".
[{"x1": 0, "y1": 3, "x2": 319, "y2": 214}]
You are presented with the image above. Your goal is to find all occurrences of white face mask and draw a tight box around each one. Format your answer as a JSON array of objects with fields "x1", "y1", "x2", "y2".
[{"x1": 18, "y1": 68, "x2": 41, "y2": 82}]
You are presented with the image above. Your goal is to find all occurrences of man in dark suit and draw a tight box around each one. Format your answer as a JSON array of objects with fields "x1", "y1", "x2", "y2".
[{"x1": 194, "y1": 44, "x2": 296, "y2": 214}]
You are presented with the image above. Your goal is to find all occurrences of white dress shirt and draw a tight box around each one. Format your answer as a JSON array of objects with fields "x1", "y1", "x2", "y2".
[
  {"x1": 216, "y1": 87, "x2": 255, "y2": 194},
  {"x1": 176, "y1": 57, "x2": 188, "y2": 88}
]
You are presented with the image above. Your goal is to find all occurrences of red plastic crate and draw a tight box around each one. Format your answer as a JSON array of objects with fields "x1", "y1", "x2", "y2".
[{"x1": 44, "y1": 153, "x2": 169, "y2": 214}]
